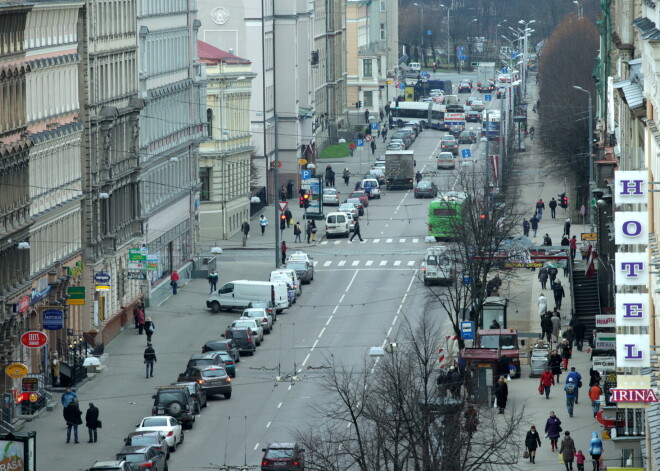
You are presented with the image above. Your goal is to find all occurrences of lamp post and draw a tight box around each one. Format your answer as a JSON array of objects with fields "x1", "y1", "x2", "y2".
[
  {"x1": 440, "y1": 4, "x2": 450, "y2": 65},
  {"x1": 573, "y1": 85, "x2": 594, "y2": 232},
  {"x1": 518, "y1": 20, "x2": 536, "y2": 98},
  {"x1": 413, "y1": 3, "x2": 424, "y2": 65},
  {"x1": 496, "y1": 20, "x2": 507, "y2": 52},
  {"x1": 573, "y1": 0, "x2": 583, "y2": 19}
]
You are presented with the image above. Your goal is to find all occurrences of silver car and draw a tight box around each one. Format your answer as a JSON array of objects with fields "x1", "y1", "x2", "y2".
[
  {"x1": 286, "y1": 260, "x2": 314, "y2": 284},
  {"x1": 228, "y1": 319, "x2": 263, "y2": 345},
  {"x1": 322, "y1": 188, "x2": 340, "y2": 206},
  {"x1": 241, "y1": 308, "x2": 273, "y2": 334}
]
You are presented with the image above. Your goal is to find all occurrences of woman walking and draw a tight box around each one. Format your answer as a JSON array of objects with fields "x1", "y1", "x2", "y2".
[
  {"x1": 306, "y1": 221, "x2": 312, "y2": 244},
  {"x1": 549, "y1": 349, "x2": 563, "y2": 383},
  {"x1": 540, "y1": 367, "x2": 555, "y2": 399},
  {"x1": 310, "y1": 220, "x2": 317, "y2": 241},
  {"x1": 559, "y1": 431, "x2": 577, "y2": 471},
  {"x1": 137, "y1": 306, "x2": 145, "y2": 335},
  {"x1": 495, "y1": 376, "x2": 508, "y2": 414},
  {"x1": 561, "y1": 339, "x2": 572, "y2": 371},
  {"x1": 144, "y1": 317, "x2": 155, "y2": 343},
  {"x1": 170, "y1": 270, "x2": 180, "y2": 295},
  {"x1": 343, "y1": 168, "x2": 350, "y2": 186},
  {"x1": 525, "y1": 425, "x2": 541, "y2": 464},
  {"x1": 588, "y1": 431, "x2": 603, "y2": 471},
  {"x1": 545, "y1": 411, "x2": 562, "y2": 452},
  {"x1": 281, "y1": 241, "x2": 287, "y2": 265}
]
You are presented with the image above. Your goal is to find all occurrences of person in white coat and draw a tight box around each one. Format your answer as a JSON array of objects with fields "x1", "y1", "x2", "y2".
[{"x1": 537, "y1": 293, "x2": 548, "y2": 317}]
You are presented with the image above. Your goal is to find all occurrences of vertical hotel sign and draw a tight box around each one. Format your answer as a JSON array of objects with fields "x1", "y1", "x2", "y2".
[{"x1": 614, "y1": 171, "x2": 650, "y2": 368}]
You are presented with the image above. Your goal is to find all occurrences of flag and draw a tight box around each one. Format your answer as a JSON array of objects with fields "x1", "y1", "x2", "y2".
[{"x1": 585, "y1": 244, "x2": 598, "y2": 278}]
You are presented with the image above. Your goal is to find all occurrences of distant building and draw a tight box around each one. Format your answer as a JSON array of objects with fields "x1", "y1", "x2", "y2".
[{"x1": 198, "y1": 41, "x2": 255, "y2": 242}]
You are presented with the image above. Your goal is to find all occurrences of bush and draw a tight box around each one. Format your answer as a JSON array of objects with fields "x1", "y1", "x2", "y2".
[{"x1": 320, "y1": 143, "x2": 350, "y2": 159}]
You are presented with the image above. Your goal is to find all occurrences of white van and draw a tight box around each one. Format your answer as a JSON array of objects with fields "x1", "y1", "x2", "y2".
[
  {"x1": 206, "y1": 280, "x2": 289, "y2": 313},
  {"x1": 325, "y1": 212, "x2": 350, "y2": 238},
  {"x1": 355, "y1": 178, "x2": 381, "y2": 199},
  {"x1": 270, "y1": 269, "x2": 302, "y2": 296},
  {"x1": 408, "y1": 62, "x2": 421, "y2": 72}
]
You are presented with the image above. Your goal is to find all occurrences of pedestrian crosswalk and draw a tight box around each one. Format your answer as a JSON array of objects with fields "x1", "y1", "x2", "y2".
[
  {"x1": 320, "y1": 237, "x2": 421, "y2": 246},
  {"x1": 312, "y1": 260, "x2": 418, "y2": 268}
]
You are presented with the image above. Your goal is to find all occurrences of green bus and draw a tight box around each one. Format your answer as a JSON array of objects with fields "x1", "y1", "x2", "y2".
[{"x1": 428, "y1": 192, "x2": 468, "y2": 240}]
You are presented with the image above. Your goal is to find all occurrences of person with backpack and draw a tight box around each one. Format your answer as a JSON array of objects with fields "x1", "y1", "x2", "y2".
[
  {"x1": 564, "y1": 377, "x2": 577, "y2": 417},
  {"x1": 566, "y1": 366, "x2": 582, "y2": 404},
  {"x1": 588, "y1": 432, "x2": 603, "y2": 471},
  {"x1": 548, "y1": 265, "x2": 559, "y2": 284}
]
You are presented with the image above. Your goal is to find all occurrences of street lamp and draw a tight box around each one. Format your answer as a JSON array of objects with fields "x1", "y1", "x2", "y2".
[
  {"x1": 573, "y1": 0, "x2": 583, "y2": 19},
  {"x1": 413, "y1": 3, "x2": 424, "y2": 65},
  {"x1": 496, "y1": 20, "x2": 507, "y2": 51},
  {"x1": 517, "y1": 20, "x2": 536, "y2": 98},
  {"x1": 440, "y1": 4, "x2": 450, "y2": 64},
  {"x1": 573, "y1": 85, "x2": 594, "y2": 232}
]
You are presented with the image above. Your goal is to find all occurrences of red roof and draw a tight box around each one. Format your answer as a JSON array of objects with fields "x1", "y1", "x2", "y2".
[{"x1": 197, "y1": 40, "x2": 250, "y2": 65}]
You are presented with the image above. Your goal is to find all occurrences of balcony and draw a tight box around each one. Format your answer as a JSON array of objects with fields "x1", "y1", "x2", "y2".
[{"x1": 359, "y1": 41, "x2": 387, "y2": 56}]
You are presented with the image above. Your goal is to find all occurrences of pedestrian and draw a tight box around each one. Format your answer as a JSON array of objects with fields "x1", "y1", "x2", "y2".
[
  {"x1": 415, "y1": 171, "x2": 423, "y2": 185},
  {"x1": 564, "y1": 218, "x2": 572, "y2": 236},
  {"x1": 541, "y1": 314, "x2": 553, "y2": 343},
  {"x1": 538, "y1": 266, "x2": 548, "y2": 289},
  {"x1": 570, "y1": 235, "x2": 578, "y2": 260},
  {"x1": 561, "y1": 234, "x2": 570, "y2": 247},
  {"x1": 281, "y1": 241, "x2": 287, "y2": 264},
  {"x1": 540, "y1": 367, "x2": 555, "y2": 399},
  {"x1": 495, "y1": 376, "x2": 508, "y2": 414},
  {"x1": 525, "y1": 425, "x2": 541, "y2": 463},
  {"x1": 349, "y1": 141, "x2": 356, "y2": 156},
  {"x1": 287, "y1": 180, "x2": 294, "y2": 199},
  {"x1": 137, "y1": 305, "x2": 145, "y2": 335},
  {"x1": 575, "y1": 450, "x2": 586, "y2": 471},
  {"x1": 529, "y1": 125, "x2": 535, "y2": 140},
  {"x1": 548, "y1": 265, "x2": 559, "y2": 284},
  {"x1": 554, "y1": 280, "x2": 566, "y2": 310},
  {"x1": 144, "y1": 317, "x2": 155, "y2": 343},
  {"x1": 310, "y1": 220, "x2": 317, "y2": 241},
  {"x1": 545, "y1": 411, "x2": 562, "y2": 452},
  {"x1": 589, "y1": 368, "x2": 602, "y2": 387},
  {"x1": 61, "y1": 386, "x2": 78, "y2": 409},
  {"x1": 350, "y1": 218, "x2": 363, "y2": 242},
  {"x1": 537, "y1": 293, "x2": 548, "y2": 317},
  {"x1": 566, "y1": 366, "x2": 582, "y2": 404},
  {"x1": 543, "y1": 233, "x2": 552, "y2": 246},
  {"x1": 562, "y1": 326, "x2": 576, "y2": 350},
  {"x1": 85, "y1": 402, "x2": 100, "y2": 443},
  {"x1": 364, "y1": 109, "x2": 370, "y2": 123},
  {"x1": 588, "y1": 431, "x2": 603, "y2": 471},
  {"x1": 306, "y1": 221, "x2": 312, "y2": 244},
  {"x1": 549, "y1": 349, "x2": 563, "y2": 383},
  {"x1": 381, "y1": 128, "x2": 387, "y2": 142},
  {"x1": 51, "y1": 352, "x2": 60, "y2": 386},
  {"x1": 536, "y1": 199, "x2": 545, "y2": 219},
  {"x1": 259, "y1": 215, "x2": 268, "y2": 235},
  {"x1": 294, "y1": 221, "x2": 302, "y2": 243},
  {"x1": 370, "y1": 139, "x2": 376, "y2": 155},
  {"x1": 549, "y1": 197, "x2": 558, "y2": 218},
  {"x1": 522, "y1": 218, "x2": 530, "y2": 237},
  {"x1": 530, "y1": 214, "x2": 539, "y2": 237},
  {"x1": 279, "y1": 185, "x2": 287, "y2": 202},
  {"x1": 170, "y1": 270, "x2": 180, "y2": 295},
  {"x1": 208, "y1": 269, "x2": 218, "y2": 293},
  {"x1": 144, "y1": 342, "x2": 157, "y2": 378},
  {"x1": 559, "y1": 431, "x2": 577, "y2": 471},
  {"x1": 551, "y1": 313, "x2": 561, "y2": 343},
  {"x1": 284, "y1": 208, "x2": 293, "y2": 228},
  {"x1": 343, "y1": 168, "x2": 350, "y2": 185},
  {"x1": 574, "y1": 319, "x2": 586, "y2": 351},
  {"x1": 133, "y1": 306, "x2": 140, "y2": 329},
  {"x1": 490, "y1": 319, "x2": 501, "y2": 329},
  {"x1": 64, "y1": 399, "x2": 83, "y2": 443},
  {"x1": 589, "y1": 383, "x2": 602, "y2": 417},
  {"x1": 561, "y1": 339, "x2": 572, "y2": 371}
]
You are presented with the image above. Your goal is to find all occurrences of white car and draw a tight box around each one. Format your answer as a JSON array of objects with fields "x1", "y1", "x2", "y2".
[
  {"x1": 322, "y1": 188, "x2": 341, "y2": 206},
  {"x1": 470, "y1": 100, "x2": 485, "y2": 111},
  {"x1": 241, "y1": 308, "x2": 273, "y2": 334},
  {"x1": 356, "y1": 178, "x2": 381, "y2": 199},
  {"x1": 340, "y1": 211, "x2": 356, "y2": 231},
  {"x1": 135, "y1": 416, "x2": 183, "y2": 452},
  {"x1": 270, "y1": 268, "x2": 302, "y2": 297},
  {"x1": 338, "y1": 203, "x2": 358, "y2": 219},
  {"x1": 287, "y1": 251, "x2": 312, "y2": 263},
  {"x1": 228, "y1": 319, "x2": 264, "y2": 345}
]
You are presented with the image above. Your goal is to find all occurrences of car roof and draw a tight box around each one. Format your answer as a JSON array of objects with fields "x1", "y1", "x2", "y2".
[
  {"x1": 441, "y1": 136, "x2": 456, "y2": 141},
  {"x1": 126, "y1": 431, "x2": 163, "y2": 437},
  {"x1": 91, "y1": 461, "x2": 129, "y2": 469},
  {"x1": 118, "y1": 445, "x2": 153, "y2": 454},
  {"x1": 268, "y1": 442, "x2": 298, "y2": 449},
  {"x1": 189, "y1": 353, "x2": 218, "y2": 360}
]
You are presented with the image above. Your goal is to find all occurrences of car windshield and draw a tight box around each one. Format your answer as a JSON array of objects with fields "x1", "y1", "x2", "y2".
[
  {"x1": 226, "y1": 330, "x2": 248, "y2": 339},
  {"x1": 426, "y1": 255, "x2": 438, "y2": 266},
  {"x1": 418, "y1": 182, "x2": 431, "y2": 189},
  {"x1": 233, "y1": 321, "x2": 254, "y2": 328},
  {"x1": 323, "y1": 189, "x2": 337, "y2": 195},
  {"x1": 441, "y1": 138, "x2": 455, "y2": 143},
  {"x1": 189, "y1": 359, "x2": 214, "y2": 367},
  {"x1": 460, "y1": 132, "x2": 471, "y2": 137},
  {"x1": 202, "y1": 368, "x2": 226, "y2": 378},
  {"x1": 350, "y1": 192, "x2": 363, "y2": 198},
  {"x1": 141, "y1": 417, "x2": 168, "y2": 427},
  {"x1": 121, "y1": 454, "x2": 148, "y2": 463},
  {"x1": 129, "y1": 435, "x2": 159, "y2": 446},
  {"x1": 339, "y1": 204, "x2": 354, "y2": 211},
  {"x1": 204, "y1": 341, "x2": 225, "y2": 351},
  {"x1": 216, "y1": 352, "x2": 231, "y2": 362},
  {"x1": 286, "y1": 262, "x2": 307, "y2": 270},
  {"x1": 266, "y1": 449, "x2": 295, "y2": 458}
]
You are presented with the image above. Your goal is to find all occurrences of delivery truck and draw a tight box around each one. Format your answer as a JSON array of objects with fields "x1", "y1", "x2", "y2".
[{"x1": 385, "y1": 150, "x2": 415, "y2": 190}]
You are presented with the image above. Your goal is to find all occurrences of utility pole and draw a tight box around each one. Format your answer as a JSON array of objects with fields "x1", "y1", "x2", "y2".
[
  {"x1": 498, "y1": 87, "x2": 505, "y2": 186},
  {"x1": 485, "y1": 110, "x2": 490, "y2": 216}
]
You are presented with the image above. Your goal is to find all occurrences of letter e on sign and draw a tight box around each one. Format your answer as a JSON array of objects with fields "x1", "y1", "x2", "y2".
[{"x1": 20, "y1": 331, "x2": 47, "y2": 348}]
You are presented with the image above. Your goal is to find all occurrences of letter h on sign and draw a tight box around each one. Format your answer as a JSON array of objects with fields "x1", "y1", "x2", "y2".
[{"x1": 615, "y1": 171, "x2": 647, "y2": 205}]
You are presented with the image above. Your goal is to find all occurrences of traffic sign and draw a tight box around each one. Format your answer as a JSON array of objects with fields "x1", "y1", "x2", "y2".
[
  {"x1": 356, "y1": 139, "x2": 365, "y2": 147},
  {"x1": 20, "y1": 331, "x2": 47, "y2": 349},
  {"x1": 484, "y1": 94, "x2": 492, "y2": 102},
  {"x1": 278, "y1": 201, "x2": 288, "y2": 212},
  {"x1": 301, "y1": 170, "x2": 311, "y2": 180},
  {"x1": 371, "y1": 122, "x2": 379, "y2": 130},
  {"x1": 270, "y1": 160, "x2": 282, "y2": 168},
  {"x1": 398, "y1": 83, "x2": 406, "y2": 89},
  {"x1": 461, "y1": 149, "x2": 472, "y2": 159},
  {"x1": 462, "y1": 274, "x2": 472, "y2": 285},
  {"x1": 365, "y1": 135, "x2": 372, "y2": 142},
  {"x1": 421, "y1": 71, "x2": 430, "y2": 79},
  {"x1": 461, "y1": 321, "x2": 475, "y2": 340}
]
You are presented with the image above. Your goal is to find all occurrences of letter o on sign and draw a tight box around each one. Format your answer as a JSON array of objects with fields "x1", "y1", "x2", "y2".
[{"x1": 622, "y1": 220, "x2": 643, "y2": 237}]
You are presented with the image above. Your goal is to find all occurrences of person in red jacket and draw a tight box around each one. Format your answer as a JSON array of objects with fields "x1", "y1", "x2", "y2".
[
  {"x1": 170, "y1": 270, "x2": 180, "y2": 295},
  {"x1": 540, "y1": 368, "x2": 555, "y2": 399}
]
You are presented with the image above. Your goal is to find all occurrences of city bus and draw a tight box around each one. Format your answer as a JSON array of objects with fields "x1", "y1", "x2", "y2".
[
  {"x1": 391, "y1": 101, "x2": 447, "y2": 130},
  {"x1": 481, "y1": 110, "x2": 501, "y2": 140},
  {"x1": 428, "y1": 191, "x2": 468, "y2": 240}
]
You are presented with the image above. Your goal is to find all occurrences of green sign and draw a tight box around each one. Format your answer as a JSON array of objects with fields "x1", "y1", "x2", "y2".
[
  {"x1": 129, "y1": 248, "x2": 147, "y2": 261},
  {"x1": 67, "y1": 287, "x2": 85, "y2": 305},
  {"x1": 590, "y1": 197, "x2": 597, "y2": 208}
]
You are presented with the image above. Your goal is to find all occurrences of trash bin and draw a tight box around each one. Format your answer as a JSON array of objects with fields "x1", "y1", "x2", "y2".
[{"x1": 530, "y1": 349, "x2": 549, "y2": 377}]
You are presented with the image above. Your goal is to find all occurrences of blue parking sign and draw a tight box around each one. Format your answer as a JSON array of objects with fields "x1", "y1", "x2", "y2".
[
  {"x1": 371, "y1": 122, "x2": 379, "y2": 130},
  {"x1": 356, "y1": 139, "x2": 365, "y2": 147},
  {"x1": 484, "y1": 94, "x2": 492, "y2": 102},
  {"x1": 461, "y1": 149, "x2": 472, "y2": 159},
  {"x1": 301, "y1": 170, "x2": 311, "y2": 180}
]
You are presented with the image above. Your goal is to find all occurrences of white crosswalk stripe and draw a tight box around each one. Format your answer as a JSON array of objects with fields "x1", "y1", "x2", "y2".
[
  {"x1": 372, "y1": 238, "x2": 381, "y2": 243},
  {"x1": 320, "y1": 241, "x2": 328, "y2": 245},
  {"x1": 351, "y1": 260, "x2": 360, "y2": 266},
  {"x1": 393, "y1": 261, "x2": 402, "y2": 266},
  {"x1": 323, "y1": 261, "x2": 332, "y2": 267},
  {"x1": 312, "y1": 260, "x2": 419, "y2": 268},
  {"x1": 313, "y1": 261, "x2": 319, "y2": 267},
  {"x1": 400, "y1": 238, "x2": 406, "y2": 243},
  {"x1": 407, "y1": 261, "x2": 416, "y2": 266},
  {"x1": 386, "y1": 238, "x2": 393, "y2": 243},
  {"x1": 365, "y1": 261, "x2": 373, "y2": 266},
  {"x1": 338, "y1": 260, "x2": 346, "y2": 266},
  {"x1": 413, "y1": 238, "x2": 419, "y2": 243},
  {"x1": 380, "y1": 260, "x2": 388, "y2": 266},
  {"x1": 334, "y1": 240, "x2": 341, "y2": 245}
]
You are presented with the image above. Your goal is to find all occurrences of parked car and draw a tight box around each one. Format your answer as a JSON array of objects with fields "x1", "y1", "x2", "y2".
[
  {"x1": 338, "y1": 203, "x2": 358, "y2": 219},
  {"x1": 322, "y1": 188, "x2": 340, "y2": 206},
  {"x1": 116, "y1": 445, "x2": 167, "y2": 471},
  {"x1": 386, "y1": 142, "x2": 405, "y2": 151},
  {"x1": 135, "y1": 416, "x2": 183, "y2": 453},
  {"x1": 348, "y1": 190, "x2": 369, "y2": 207},
  {"x1": 414, "y1": 181, "x2": 438, "y2": 199},
  {"x1": 223, "y1": 328, "x2": 256, "y2": 355},
  {"x1": 202, "y1": 339, "x2": 240, "y2": 362},
  {"x1": 247, "y1": 300, "x2": 276, "y2": 322},
  {"x1": 286, "y1": 260, "x2": 314, "y2": 284},
  {"x1": 261, "y1": 442, "x2": 305, "y2": 471},
  {"x1": 177, "y1": 366, "x2": 232, "y2": 398},
  {"x1": 458, "y1": 130, "x2": 477, "y2": 144},
  {"x1": 340, "y1": 210, "x2": 357, "y2": 231},
  {"x1": 213, "y1": 351, "x2": 236, "y2": 377},
  {"x1": 186, "y1": 352, "x2": 225, "y2": 369},
  {"x1": 88, "y1": 461, "x2": 136, "y2": 471},
  {"x1": 440, "y1": 136, "x2": 459, "y2": 155},
  {"x1": 368, "y1": 168, "x2": 386, "y2": 185},
  {"x1": 436, "y1": 152, "x2": 456, "y2": 170},
  {"x1": 241, "y1": 308, "x2": 273, "y2": 334},
  {"x1": 270, "y1": 269, "x2": 302, "y2": 298},
  {"x1": 173, "y1": 381, "x2": 208, "y2": 413},
  {"x1": 123, "y1": 431, "x2": 169, "y2": 459},
  {"x1": 227, "y1": 319, "x2": 263, "y2": 345},
  {"x1": 391, "y1": 131, "x2": 412, "y2": 149},
  {"x1": 345, "y1": 198, "x2": 364, "y2": 216},
  {"x1": 151, "y1": 386, "x2": 195, "y2": 429}
]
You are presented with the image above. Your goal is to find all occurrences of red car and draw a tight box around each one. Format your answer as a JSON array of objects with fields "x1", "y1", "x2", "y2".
[{"x1": 349, "y1": 190, "x2": 369, "y2": 207}]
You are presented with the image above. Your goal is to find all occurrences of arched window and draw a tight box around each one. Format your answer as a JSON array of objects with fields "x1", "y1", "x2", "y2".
[{"x1": 207, "y1": 108, "x2": 213, "y2": 138}]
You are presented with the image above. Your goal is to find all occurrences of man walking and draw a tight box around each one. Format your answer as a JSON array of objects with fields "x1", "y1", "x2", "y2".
[
  {"x1": 350, "y1": 218, "x2": 364, "y2": 242},
  {"x1": 145, "y1": 317, "x2": 155, "y2": 343},
  {"x1": 570, "y1": 235, "x2": 577, "y2": 260},
  {"x1": 144, "y1": 342, "x2": 157, "y2": 378},
  {"x1": 284, "y1": 208, "x2": 293, "y2": 228},
  {"x1": 281, "y1": 241, "x2": 287, "y2": 265},
  {"x1": 564, "y1": 218, "x2": 572, "y2": 236},
  {"x1": 573, "y1": 319, "x2": 586, "y2": 351},
  {"x1": 170, "y1": 270, "x2": 179, "y2": 295},
  {"x1": 566, "y1": 366, "x2": 582, "y2": 404},
  {"x1": 306, "y1": 221, "x2": 312, "y2": 244},
  {"x1": 540, "y1": 367, "x2": 555, "y2": 399},
  {"x1": 208, "y1": 269, "x2": 218, "y2": 293},
  {"x1": 294, "y1": 221, "x2": 302, "y2": 243},
  {"x1": 541, "y1": 313, "x2": 553, "y2": 343},
  {"x1": 530, "y1": 214, "x2": 539, "y2": 238},
  {"x1": 554, "y1": 280, "x2": 565, "y2": 309},
  {"x1": 85, "y1": 402, "x2": 100, "y2": 443},
  {"x1": 241, "y1": 219, "x2": 250, "y2": 237},
  {"x1": 522, "y1": 218, "x2": 530, "y2": 237},
  {"x1": 536, "y1": 199, "x2": 545, "y2": 220},
  {"x1": 589, "y1": 382, "x2": 602, "y2": 417},
  {"x1": 259, "y1": 215, "x2": 268, "y2": 235},
  {"x1": 370, "y1": 139, "x2": 377, "y2": 155},
  {"x1": 564, "y1": 377, "x2": 577, "y2": 417},
  {"x1": 549, "y1": 197, "x2": 558, "y2": 218}
]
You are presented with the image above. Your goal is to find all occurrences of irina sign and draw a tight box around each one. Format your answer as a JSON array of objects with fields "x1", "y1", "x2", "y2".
[{"x1": 610, "y1": 388, "x2": 659, "y2": 403}]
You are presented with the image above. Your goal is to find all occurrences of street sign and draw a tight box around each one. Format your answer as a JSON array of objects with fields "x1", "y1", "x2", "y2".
[
  {"x1": 371, "y1": 122, "x2": 379, "y2": 130},
  {"x1": 298, "y1": 158, "x2": 308, "y2": 166},
  {"x1": 5, "y1": 363, "x2": 28, "y2": 379},
  {"x1": 365, "y1": 135, "x2": 372, "y2": 142},
  {"x1": 278, "y1": 201, "x2": 288, "y2": 212},
  {"x1": 484, "y1": 94, "x2": 492, "y2": 102},
  {"x1": 592, "y1": 356, "x2": 616, "y2": 370},
  {"x1": 427, "y1": 29, "x2": 432, "y2": 36},
  {"x1": 301, "y1": 170, "x2": 311, "y2": 180},
  {"x1": 590, "y1": 197, "x2": 597, "y2": 207},
  {"x1": 127, "y1": 261, "x2": 146, "y2": 270},
  {"x1": 462, "y1": 274, "x2": 472, "y2": 285},
  {"x1": 461, "y1": 149, "x2": 472, "y2": 159},
  {"x1": 356, "y1": 139, "x2": 364, "y2": 147},
  {"x1": 129, "y1": 248, "x2": 147, "y2": 261},
  {"x1": 128, "y1": 271, "x2": 147, "y2": 280},
  {"x1": 42, "y1": 308, "x2": 64, "y2": 330},
  {"x1": 398, "y1": 83, "x2": 406, "y2": 89},
  {"x1": 460, "y1": 60, "x2": 465, "y2": 66},
  {"x1": 93, "y1": 271, "x2": 110, "y2": 283},
  {"x1": 461, "y1": 321, "x2": 475, "y2": 340},
  {"x1": 66, "y1": 286, "x2": 85, "y2": 305},
  {"x1": 20, "y1": 331, "x2": 47, "y2": 349}
]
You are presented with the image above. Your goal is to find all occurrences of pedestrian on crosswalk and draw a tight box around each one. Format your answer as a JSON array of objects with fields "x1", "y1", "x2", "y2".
[
  {"x1": 350, "y1": 218, "x2": 363, "y2": 242},
  {"x1": 294, "y1": 221, "x2": 302, "y2": 243}
]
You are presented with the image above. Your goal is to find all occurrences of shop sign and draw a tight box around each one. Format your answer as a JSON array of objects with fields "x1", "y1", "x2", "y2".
[
  {"x1": 67, "y1": 287, "x2": 85, "y2": 305},
  {"x1": 616, "y1": 334, "x2": 650, "y2": 368},
  {"x1": 614, "y1": 171, "x2": 647, "y2": 205},
  {"x1": 614, "y1": 212, "x2": 648, "y2": 245},
  {"x1": 614, "y1": 253, "x2": 648, "y2": 286},
  {"x1": 93, "y1": 272, "x2": 111, "y2": 283},
  {"x1": 5, "y1": 364, "x2": 28, "y2": 379},
  {"x1": 20, "y1": 331, "x2": 47, "y2": 348},
  {"x1": 610, "y1": 375, "x2": 657, "y2": 408},
  {"x1": 128, "y1": 271, "x2": 147, "y2": 280},
  {"x1": 503, "y1": 262, "x2": 542, "y2": 268},
  {"x1": 66, "y1": 261, "x2": 84, "y2": 277},
  {"x1": 42, "y1": 308, "x2": 64, "y2": 330},
  {"x1": 581, "y1": 232, "x2": 597, "y2": 241},
  {"x1": 615, "y1": 293, "x2": 647, "y2": 327},
  {"x1": 595, "y1": 333, "x2": 616, "y2": 349},
  {"x1": 129, "y1": 248, "x2": 148, "y2": 261},
  {"x1": 21, "y1": 377, "x2": 38, "y2": 392},
  {"x1": 594, "y1": 315, "x2": 616, "y2": 327},
  {"x1": 95, "y1": 285, "x2": 110, "y2": 291},
  {"x1": 28, "y1": 393, "x2": 38, "y2": 403},
  {"x1": 0, "y1": 438, "x2": 25, "y2": 470},
  {"x1": 610, "y1": 388, "x2": 658, "y2": 403},
  {"x1": 17, "y1": 296, "x2": 30, "y2": 314},
  {"x1": 592, "y1": 356, "x2": 615, "y2": 371},
  {"x1": 29, "y1": 286, "x2": 51, "y2": 306}
]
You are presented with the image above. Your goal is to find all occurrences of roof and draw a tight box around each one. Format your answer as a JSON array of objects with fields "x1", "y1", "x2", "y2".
[
  {"x1": 197, "y1": 40, "x2": 250, "y2": 65},
  {"x1": 633, "y1": 17, "x2": 660, "y2": 41},
  {"x1": 613, "y1": 79, "x2": 645, "y2": 110}
]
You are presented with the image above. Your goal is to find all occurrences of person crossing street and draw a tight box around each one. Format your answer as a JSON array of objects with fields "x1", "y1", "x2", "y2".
[{"x1": 349, "y1": 218, "x2": 363, "y2": 242}]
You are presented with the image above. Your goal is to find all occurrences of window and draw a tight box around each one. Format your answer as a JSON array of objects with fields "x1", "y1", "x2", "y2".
[
  {"x1": 200, "y1": 167, "x2": 211, "y2": 201},
  {"x1": 363, "y1": 59, "x2": 372, "y2": 78},
  {"x1": 206, "y1": 108, "x2": 213, "y2": 138},
  {"x1": 364, "y1": 91, "x2": 373, "y2": 107},
  {"x1": 380, "y1": 23, "x2": 386, "y2": 40},
  {"x1": 380, "y1": 0, "x2": 386, "y2": 11}
]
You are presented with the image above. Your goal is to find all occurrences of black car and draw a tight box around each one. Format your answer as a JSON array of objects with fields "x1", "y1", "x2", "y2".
[
  {"x1": 202, "y1": 339, "x2": 240, "y2": 362},
  {"x1": 448, "y1": 125, "x2": 464, "y2": 137},
  {"x1": 458, "y1": 82, "x2": 471, "y2": 93},
  {"x1": 223, "y1": 328, "x2": 256, "y2": 355},
  {"x1": 414, "y1": 181, "x2": 438, "y2": 199},
  {"x1": 440, "y1": 137, "x2": 459, "y2": 155},
  {"x1": 458, "y1": 130, "x2": 477, "y2": 144},
  {"x1": 151, "y1": 386, "x2": 195, "y2": 429},
  {"x1": 124, "y1": 432, "x2": 169, "y2": 459},
  {"x1": 173, "y1": 381, "x2": 208, "y2": 413},
  {"x1": 116, "y1": 445, "x2": 167, "y2": 471},
  {"x1": 466, "y1": 110, "x2": 481, "y2": 122},
  {"x1": 261, "y1": 442, "x2": 305, "y2": 471}
]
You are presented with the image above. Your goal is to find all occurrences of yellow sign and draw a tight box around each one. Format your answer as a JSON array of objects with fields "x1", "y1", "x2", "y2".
[
  {"x1": 581, "y1": 232, "x2": 597, "y2": 241},
  {"x1": 298, "y1": 159, "x2": 308, "y2": 166},
  {"x1": 28, "y1": 393, "x2": 38, "y2": 402},
  {"x1": 95, "y1": 285, "x2": 110, "y2": 291},
  {"x1": 387, "y1": 80, "x2": 392, "y2": 84},
  {"x1": 6, "y1": 363, "x2": 28, "y2": 379},
  {"x1": 67, "y1": 298, "x2": 85, "y2": 305}
]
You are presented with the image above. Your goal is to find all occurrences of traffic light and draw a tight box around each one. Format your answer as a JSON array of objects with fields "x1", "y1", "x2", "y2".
[
  {"x1": 559, "y1": 193, "x2": 568, "y2": 209},
  {"x1": 303, "y1": 193, "x2": 310, "y2": 208},
  {"x1": 355, "y1": 101, "x2": 362, "y2": 109},
  {"x1": 280, "y1": 213, "x2": 287, "y2": 230},
  {"x1": 299, "y1": 195, "x2": 304, "y2": 208}
]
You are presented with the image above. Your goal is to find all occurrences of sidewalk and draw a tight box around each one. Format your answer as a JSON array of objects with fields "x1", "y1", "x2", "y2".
[{"x1": 502, "y1": 74, "x2": 607, "y2": 469}]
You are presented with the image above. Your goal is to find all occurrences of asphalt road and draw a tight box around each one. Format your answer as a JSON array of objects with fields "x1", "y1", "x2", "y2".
[{"x1": 29, "y1": 77, "x2": 502, "y2": 470}]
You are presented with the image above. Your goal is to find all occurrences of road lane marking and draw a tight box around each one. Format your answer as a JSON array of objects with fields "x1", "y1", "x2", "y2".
[
  {"x1": 277, "y1": 402, "x2": 282, "y2": 409},
  {"x1": 324, "y1": 261, "x2": 332, "y2": 267},
  {"x1": 326, "y1": 316, "x2": 333, "y2": 325},
  {"x1": 413, "y1": 238, "x2": 419, "y2": 243},
  {"x1": 393, "y1": 261, "x2": 401, "y2": 266},
  {"x1": 345, "y1": 270, "x2": 359, "y2": 291},
  {"x1": 318, "y1": 327, "x2": 326, "y2": 338},
  {"x1": 311, "y1": 339, "x2": 318, "y2": 350},
  {"x1": 288, "y1": 384, "x2": 292, "y2": 390},
  {"x1": 320, "y1": 241, "x2": 328, "y2": 245},
  {"x1": 392, "y1": 315, "x2": 397, "y2": 325},
  {"x1": 351, "y1": 260, "x2": 360, "y2": 266},
  {"x1": 254, "y1": 443, "x2": 260, "y2": 450},
  {"x1": 338, "y1": 260, "x2": 346, "y2": 266},
  {"x1": 380, "y1": 260, "x2": 387, "y2": 266},
  {"x1": 365, "y1": 260, "x2": 373, "y2": 266},
  {"x1": 387, "y1": 326, "x2": 392, "y2": 337},
  {"x1": 399, "y1": 238, "x2": 406, "y2": 243},
  {"x1": 339, "y1": 294, "x2": 345, "y2": 302},
  {"x1": 302, "y1": 353, "x2": 310, "y2": 366},
  {"x1": 332, "y1": 305, "x2": 339, "y2": 314},
  {"x1": 266, "y1": 421, "x2": 271, "y2": 428},
  {"x1": 312, "y1": 261, "x2": 319, "y2": 266},
  {"x1": 373, "y1": 238, "x2": 380, "y2": 243},
  {"x1": 386, "y1": 238, "x2": 393, "y2": 243},
  {"x1": 334, "y1": 240, "x2": 341, "y2": 245},
  {"x1": 407, "y1": 261, "x2": 415, "y2": 266}
]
